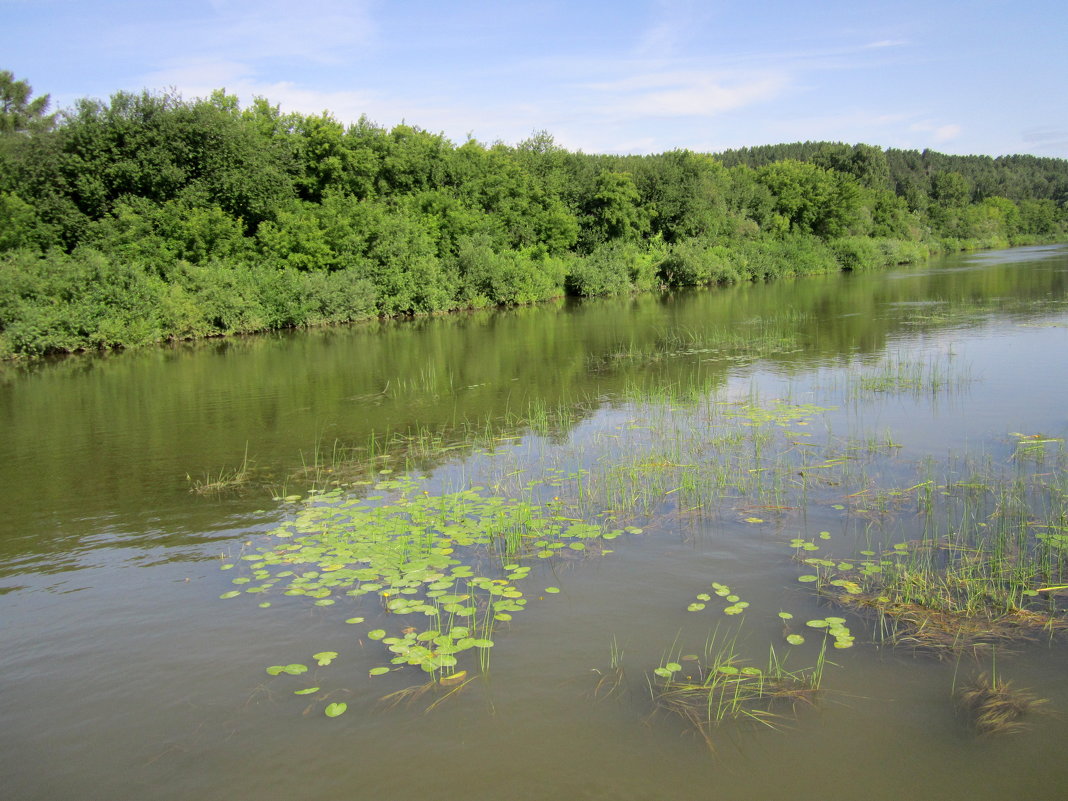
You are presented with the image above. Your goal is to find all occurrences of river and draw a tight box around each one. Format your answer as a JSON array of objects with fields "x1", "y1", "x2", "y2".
[{"x1": 3, "y1": 245, "x2": 1068, "y2": 800}]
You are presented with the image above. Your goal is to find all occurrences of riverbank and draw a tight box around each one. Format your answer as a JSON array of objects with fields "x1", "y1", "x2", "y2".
[
  {"x1": 3, "y1": 89, "x2": 1066, "y2": 360},
  {"x1": 1, "y1": 231, "x2": 1061, "y2": 360}
]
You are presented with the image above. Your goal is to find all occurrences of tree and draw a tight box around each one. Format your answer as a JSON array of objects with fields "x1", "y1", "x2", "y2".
[
  {"x1": 756, "y1": 159, "x2": 863, "y2": 238},
  {"x1": 0, "y1": 71, "x2": 56, "y2": 135},
  {"x1": 930, "y1": 171, "x2": 972, "y2": 207},
  {"x1": 581, "y1": 170, "x2": 648, "y2": 248}
]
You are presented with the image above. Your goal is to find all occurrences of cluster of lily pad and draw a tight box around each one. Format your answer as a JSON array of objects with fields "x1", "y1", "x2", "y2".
[
  {"x1": 222, "y1": 473, "x2": 624, "y2": 692},
  {"x1": 687, "y1": 582, "x2": 749, "y2": 616}
]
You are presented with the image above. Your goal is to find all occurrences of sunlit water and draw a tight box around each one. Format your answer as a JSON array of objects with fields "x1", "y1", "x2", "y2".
[{"x1": 3, "y1": 245, "x2": 1068, "y2": 800}]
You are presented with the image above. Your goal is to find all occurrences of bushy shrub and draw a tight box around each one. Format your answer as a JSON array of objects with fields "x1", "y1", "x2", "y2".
[
  {"x1": 657, "y1": 239, "x2": 741, "y2": 287},
  {"x1": 830, "y1": 236, "x2": 883, "y2": 270}
]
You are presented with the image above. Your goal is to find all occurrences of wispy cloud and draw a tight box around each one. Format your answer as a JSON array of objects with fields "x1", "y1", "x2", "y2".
[
  {"x1": 1021, "y1": 126, "x2": 1068, "y2": 153},
  {"x1": 863, "y1": 39, "x2": 909, "y2": 49},
  {"x1": 198, "y1": 0, "x2": 377, "y2": 63},
  {"x1": 584, "y1": 69, "x2": 789, "y2": 117},
  {"x1": 910, "y1": 120, "x2": 962, "y2": 143}
]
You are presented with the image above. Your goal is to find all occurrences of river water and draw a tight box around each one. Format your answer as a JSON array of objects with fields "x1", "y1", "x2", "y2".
[{"x1": 3, "y1": 245, "x2": 1068, "y2": 800}]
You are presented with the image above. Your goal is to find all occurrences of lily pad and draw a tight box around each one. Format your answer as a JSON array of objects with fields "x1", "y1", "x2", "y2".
[
  {"x1": 324, "y1": 702, "x2": 347, "y2": 718},
  {"x1": 313, "y1": 651, "x2": 338, "y2": 666}
]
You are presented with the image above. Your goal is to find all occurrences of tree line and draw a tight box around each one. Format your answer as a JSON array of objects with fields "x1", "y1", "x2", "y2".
[{"x1": 1, "y1": 71, "x2": 1066, "y2": 357}]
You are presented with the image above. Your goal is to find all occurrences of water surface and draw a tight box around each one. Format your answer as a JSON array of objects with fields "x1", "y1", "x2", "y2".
[{"x1": 3, "y1": 245, "x2": 1068, "y2": 800}]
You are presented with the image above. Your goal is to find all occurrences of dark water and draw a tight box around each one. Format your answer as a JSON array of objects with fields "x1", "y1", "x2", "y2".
[{"x1": 3, "y1": 245, "x2": 1068, "y2": 800}]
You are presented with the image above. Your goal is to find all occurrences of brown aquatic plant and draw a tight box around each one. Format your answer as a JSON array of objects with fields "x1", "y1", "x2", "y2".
[
  {"x1": 833, "y1": 590, "x2": 1066, "y2": 657},
  {"x1": 956, "y1": 672, "x2": 1046, "y2": 735},
  {"x1": 378, "y1": 674, "x2": 478, "y2": 713}
]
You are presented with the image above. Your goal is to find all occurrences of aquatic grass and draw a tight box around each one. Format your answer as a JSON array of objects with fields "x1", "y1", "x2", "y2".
[
  {"x1": 189, "y1": 443, "x2": 252, "y2": 494},
  {"x1": 793, "y1": 447, "x2": 1068, "y2": 655},
  {"x1": 650, "y1": 627, "x2": 825, "y2": 751},
  {"x1": 956, "y1": 671, "x2": 1046, "y2": 735},
  {"x1": 592, "y1": 636, "x2": 627, "y2": 700},
  {"x1": 590, "y1": 320, "x2": 807, "y2": 376}
]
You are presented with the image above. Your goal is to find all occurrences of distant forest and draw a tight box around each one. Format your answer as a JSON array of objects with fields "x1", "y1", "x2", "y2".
[{"x1": 2, "y1": 70, "x2": 1066, "y2": 358}]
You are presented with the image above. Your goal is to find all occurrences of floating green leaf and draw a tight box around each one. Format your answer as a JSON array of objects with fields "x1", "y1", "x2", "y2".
[
  {"x1": 324, "y1": 702, "x2": 347, "y2": 718},
  {"x1": 313, "y1": 651, "x2": 338, "y2": 666}
]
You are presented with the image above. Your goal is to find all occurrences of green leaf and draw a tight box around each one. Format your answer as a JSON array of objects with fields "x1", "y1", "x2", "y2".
[
  {"x1": 283, "y1": 664, "x2": 308, "y2": 675},
  {"x1": 324, "y1": 702, "x2": 347, "y2": 718},
  {"x1": 786, "y1": 634, "x2": 805, "y2": 645},
  {"x1": 369, "y1": 667, "x2": 390, "y2": 676},
  {"x1": 544, "y1": 586, "x2": 560, "y2": 594},
  {"x1": 313, "y1": 651, "x2": 338, "y2": 666},
  {"x1": 367, "y1": 629, "x2": 386, "y2": 640},
  {"x1": 219, "y1": 591, "x2": 240, "y2": 599},
  {"x1": 294, "y1": 687, "x2": 320, "y2": 695},
  {"x1": 687, "y1": 602, "x2": 706, "y2": 611},
  {"x1": 345, "y1": 617, "x2": 365, "y2": 624}
]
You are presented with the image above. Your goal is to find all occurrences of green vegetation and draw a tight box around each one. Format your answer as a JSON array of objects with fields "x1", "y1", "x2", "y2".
[
  {"x1": 1, "y1": 71, "x2": 1066, "y2": 358},
  {"x1": 650, "y1": 629, "x2": 825, "y2": 750}
]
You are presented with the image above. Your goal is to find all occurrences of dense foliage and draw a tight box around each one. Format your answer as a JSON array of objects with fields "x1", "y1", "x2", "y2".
[{"x1": 1, "y1": 74, "x2": 1066, "y2": 357}]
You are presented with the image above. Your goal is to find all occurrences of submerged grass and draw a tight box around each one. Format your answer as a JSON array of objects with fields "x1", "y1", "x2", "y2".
[{"x1": 956, "y1": 672, "x2": 1046, "y2": 735}]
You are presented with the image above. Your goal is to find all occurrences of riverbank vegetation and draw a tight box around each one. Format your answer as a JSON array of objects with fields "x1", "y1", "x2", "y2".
[{"x1": 1, "y1": 71, "x2": 1067, "y2": 358}]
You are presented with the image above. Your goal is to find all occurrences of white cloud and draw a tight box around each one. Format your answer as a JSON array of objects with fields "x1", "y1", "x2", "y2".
[
  {"x1": 909, "y1": 120, "x2": 962, "y2": 144},
  {"x1": 932, "y1": 124, "x2": 962, "y2": 142},
  {"x1": 586, "y1": 69, "x2": 789, "y2": 118}
]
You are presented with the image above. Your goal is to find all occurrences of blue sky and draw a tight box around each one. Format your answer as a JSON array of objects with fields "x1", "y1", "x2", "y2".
[{"x1": 3, "y1": 0, "x2": 1066, "y2": 158}]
